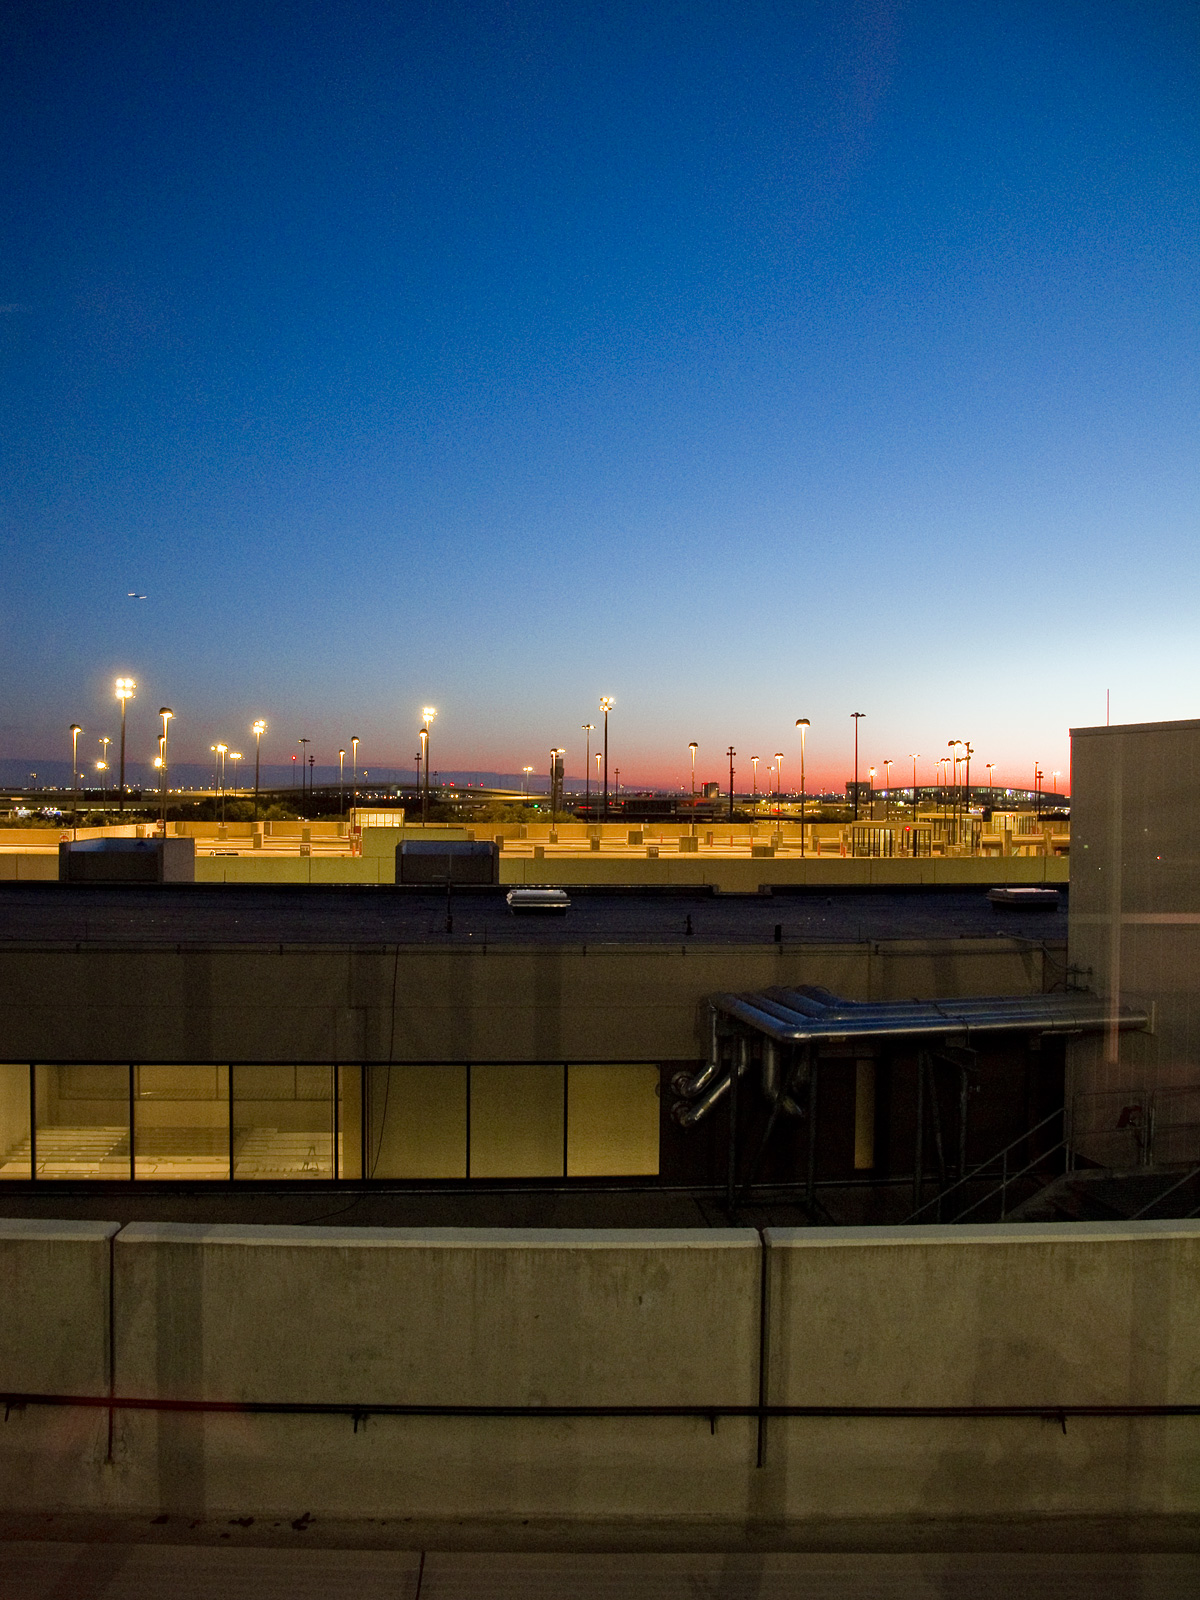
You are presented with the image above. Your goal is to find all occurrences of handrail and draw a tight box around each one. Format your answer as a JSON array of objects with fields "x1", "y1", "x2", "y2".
[
  {"x1": 904, "y1": 1105, "x2": 1065, "y2": 1223},
  {"x1": 4, "y1": 1390, "x2": 1200, "y2": 1427},
  {"x1": 951, "y1": 1137, "x2": 1067, "y2": 1223},
  {"x1": 1130, "y1": 1162, "x2": 1200, "y2": 1219}
]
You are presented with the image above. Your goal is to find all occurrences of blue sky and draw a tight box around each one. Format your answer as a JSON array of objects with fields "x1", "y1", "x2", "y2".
[{"x1": 2, "y1": 1, "x2": 1197, "y2": 792}]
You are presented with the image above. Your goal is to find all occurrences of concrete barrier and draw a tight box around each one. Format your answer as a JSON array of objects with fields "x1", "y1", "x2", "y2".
[
  {"x1": 762, "y1": 1221, "x2": 1200, "y2": 1521},
  {"x1": 114, "y1": 1223, "x2": 760, "y2": 1407},
  {"x1": 1, "y1": 1218, "x2": 1198, "y2": 1533},
  {"x1": 0, "y1": 1219, "x2": 120, "y2": 1511},
  {"x1": 109, "y1": 1223, "x2": 760, "y2": 1521}
]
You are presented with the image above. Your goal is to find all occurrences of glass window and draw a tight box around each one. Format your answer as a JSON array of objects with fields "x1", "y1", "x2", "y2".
[
  {"x1": 134, "y1": 1065, "x2": 229, "y2": 1179},
  {"x1": 470, "y1": 1064, "x2": 565, "y2": 1178},
  {"x1": 0, "y1": 1064, "x2": 31, "y2": 1179},
  {"x1": 366, "y1": 1064, "x2": 466, "y2": 1178},
  {"x1": 232, "y1": 1064, "x2": 334, "y2": 1178},
  {"x1": 566, "y1": 1064, "x2": 659, "y2": 1177},
  {"x1": 34, "y1": 1064, "x2": 131, "y2": 1179},
  {"x1": 338, "y1": 1065, "x2": 362, "y2": 1180}
]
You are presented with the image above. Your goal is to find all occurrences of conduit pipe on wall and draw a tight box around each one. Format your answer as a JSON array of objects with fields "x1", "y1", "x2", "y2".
[{"x1": 672, "y1": 1013, "x2": 805, "y2": 1127}]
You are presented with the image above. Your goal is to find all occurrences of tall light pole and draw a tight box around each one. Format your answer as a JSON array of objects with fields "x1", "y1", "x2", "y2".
[
  {"x1": 599, "y1": 698, "x2": 613, "y2": 819},
  {"x1": 774, "y1": 752, "x2": 784, "y2": 819},
  {"x1": 98, "y1": 736, "x2": 111, "y2": 799},
  {"x1": 751, "y1": 755, "x2": 759, "y2": 802},
  {"x1": 986, "y1": 761, "x2": 995, "y2": 795},
  {"x1": 688, "y1": 742, "x2": 698, "y2": 834},
  {"x1": 211, "y1": 744, "x2": 228, "y2": 823},
  {"x1": 252, "y1": 721, "x2": 267, "y2": 821},
  {"x1": 795, "y1": 720, "x2": 809, "y2": 855},
  {"x1": 338, "y1": 749, "x2": 346, "y2": 816},
  {"x1": 962, "y1": 742, "x2": 973, "y2": 811},
  {"x1": 868, "y1": 768, "x2": 876, "y2": 818},
  {"x1": 726, "y1": 746, "x2": 736, "y2": 822},
  {"x1": 422, "y1": 708, "x2": 436, "y2": 823},
  {"x1": 115, "y1": 678, "x2": 135, "y2": 813},
  {"x1": 158, "y1": 709, "x2": 173, "y2": 834},
  {"x1": 351, "y1": 735, "x2": 359, "y2": 816},
  {"x1": 522, "y1": 765, "x2": 533, "y2": 797},
  {"x1": 582, "y1": 724, "x2": 594, "y2": 814},
  {"x1": 909, "y1": 753, "x2": 920, "y2": 813},
  {"x1": 230, "y1": 751, "x2": 242, "y2": 794},
  {"x1": 851, "y1": 712, "x2": 865, "y2": 820},
  {"x1": 70, "y1": 724, "x2": 81, "y2": 837},
  {"x1": 883, "y1": 759, "x2": 892, "y2": 819},
  {"x1": 298, "y1": 738, "x2": 310, "y2": 803}
]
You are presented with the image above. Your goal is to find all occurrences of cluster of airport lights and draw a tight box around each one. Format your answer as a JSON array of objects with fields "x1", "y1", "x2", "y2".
[{"x1": 63, "y1": 684, "x2": 1058, "y2": 823}]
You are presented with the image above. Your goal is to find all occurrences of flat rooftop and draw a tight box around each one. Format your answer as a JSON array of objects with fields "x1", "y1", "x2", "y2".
[{"x1": 0, "y1": 883, "x2": 1067, "y2": 947}]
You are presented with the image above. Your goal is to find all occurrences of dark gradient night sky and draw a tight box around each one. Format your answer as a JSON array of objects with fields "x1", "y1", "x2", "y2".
[{"x1": 2, "y1": 2, "x2": 1197, "y2": 791}]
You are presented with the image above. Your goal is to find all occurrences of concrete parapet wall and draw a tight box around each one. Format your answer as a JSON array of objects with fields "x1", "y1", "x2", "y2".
[
  {"x1": 762, "y1": 1221, "x2": 1200, "y2": 1521},
  {"x1": 0, "y1": 1219, "x2": 1197, "y2": 1528},
  {"x1": 0, "y1": 1219, "x2": 117, "y2": 1392},
  {"x1": 501, "y1": 855, "x2": 1068, "y2": 891},
  {"x1": 113, "y1": 1224, "x2": 761, "y2": 1408},
  {"x1": 0, "y1": 853, "x2": 58, "y2": 880}
]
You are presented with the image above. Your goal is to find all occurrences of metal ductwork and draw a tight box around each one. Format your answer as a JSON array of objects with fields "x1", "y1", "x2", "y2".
[{"x1": 671, "y1": 985, "x2": 1149, "y2": 1132}]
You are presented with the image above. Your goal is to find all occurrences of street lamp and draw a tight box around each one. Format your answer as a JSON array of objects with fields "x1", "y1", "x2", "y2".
[
  {"x1": 795, "y1": 720, "x2": 809, "y2": 855},
  {"x1": 774, "y1": 752, "x2": 784, "y2": 819},
  {"x1": 338, "y1": 749, "x2": 346, "y2": 816},
  {"x1": 726, "y1": 746, "x2": 736, "y2": 822},
  {"x1": 70, "y1": 724, "x2": 81, "y2": 837},
  {"x1": 252, "y1": 721, "x2": 267, "y2": 821},
  {"x1": 98, "y1": 736, "x2": 111, "y2": 798},
  {"x1": 883, "y1": 759, "x2": 892, "y2": 819},
  {"x1": 522, "y1": 765, "x2": 533, "y2": 797},
  {"x1": 582, "y1": 724, "x2": 594, "y2": 814},
  {"x1": 158, "y1": 709, "x2": 173, "y2": 834},
  {"x1": 214, "y1": 744, "x2": 228, "y2": 822},
  {"x1": 909, "y1": 753, "x2": 920, "y2": 813},
  {"x1": 298, "y1": 738, "x2": 310, "y2": 802},
  {"x1": 868, "y1": 768, "x2": 876, "y2": 816},
  {"x1": 751, "y1": 755, "x2": 759, "y2": 802},
  {"x1": 948, "y1": 739, "x2": 966, "y2": 821},
  {"x1": 851, "y1": 712, "x2": 865, "y2": 820},
  {"x1": 599, "y1": 698, "x2": 613, "y2": 819},
  {"x1": 115, "y1": 678, "x2": 136, "y2": 813},
  {"x1": 986, "y1": 761, "x2": 995, "y2": 795},
  {"x1": 688, "y1": 742, "x2": 698, "y2": 835},
  {"x1": 421, "y1": 708, "x2": 436, "y2": 823},
  {"x1": 230, "y1": 752, "x2": 242, "y2": 794},
  {"x1": 351, "y1": 735, "x2": 359, "y2": 817}
]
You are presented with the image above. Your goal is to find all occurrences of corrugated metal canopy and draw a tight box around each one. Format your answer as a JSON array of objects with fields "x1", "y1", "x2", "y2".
[{"x1": 709, "y1": 985, "x2": 1149, "y2": 1045}]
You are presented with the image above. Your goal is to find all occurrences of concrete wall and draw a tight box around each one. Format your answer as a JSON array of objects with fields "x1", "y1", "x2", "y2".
[
  {"x1": 763, "y1": 1221, "x2": 1200, "y2": 1522},
  {"x1": 0, "y1": 1219, "x2": 118, "y2": 1511},
  {"x1": 0, "y1": 1219, "x2": 1198, "y2": 1530},
  {"x1": 1068, "y1": 721, "x2": 1200, "y2": 1156},
  {"x1": 0, "y1": 938, "x2": 1060, "y2": 1063}
]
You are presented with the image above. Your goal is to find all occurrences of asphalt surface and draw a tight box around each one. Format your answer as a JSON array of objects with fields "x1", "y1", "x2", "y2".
[
  {"x1": 0, "y1": 884, "x2": 1067, "y2": 947},
  {"x1": 0, "y1": 1543, "x2": 1194, "y2": 1598}
]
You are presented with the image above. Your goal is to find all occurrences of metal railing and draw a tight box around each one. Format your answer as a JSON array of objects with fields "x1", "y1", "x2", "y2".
[{"x1": 904, "y1": 1105, "x2": 1066, "y2": 1224}]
